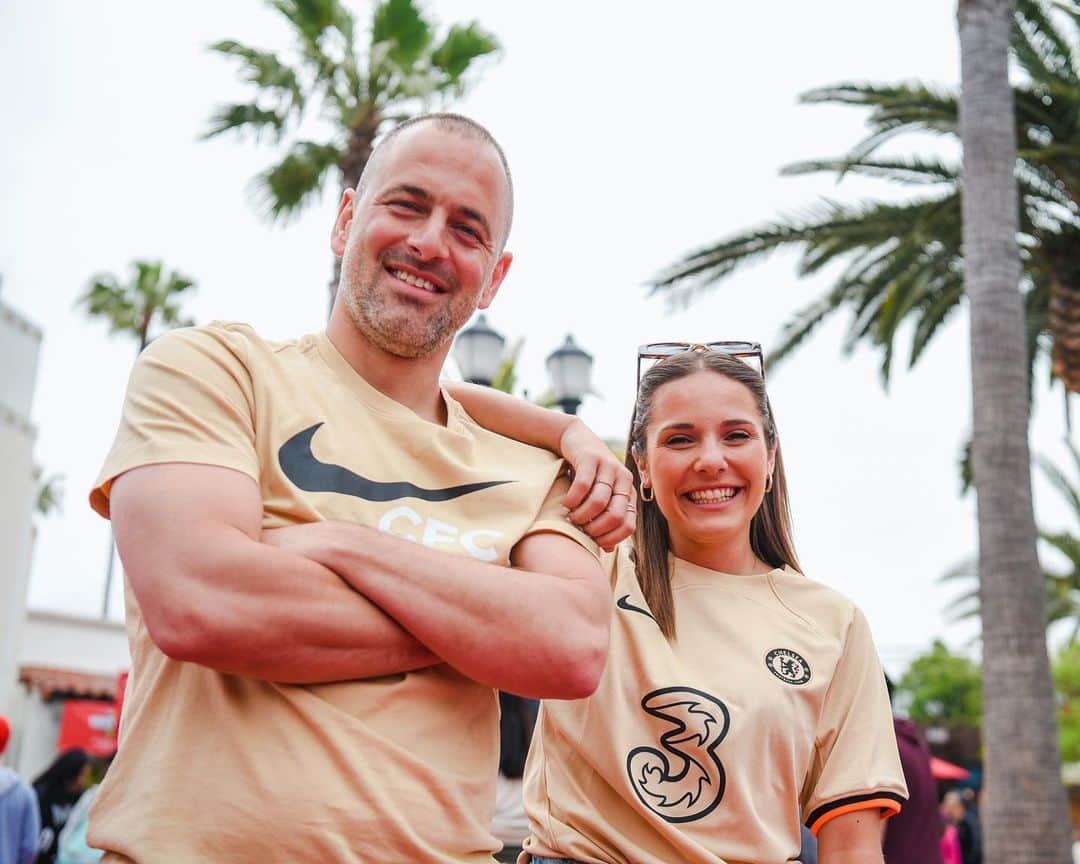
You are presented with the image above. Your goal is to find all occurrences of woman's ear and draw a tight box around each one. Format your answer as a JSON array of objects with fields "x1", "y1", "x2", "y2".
[{"x1": 633, "y1": 445, "x2": 651, "y2": 490}]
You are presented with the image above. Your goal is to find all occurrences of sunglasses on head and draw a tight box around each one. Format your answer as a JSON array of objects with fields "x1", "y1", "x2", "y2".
[{"x1": 636, "y1": 341, "x2": 765, "y2": 385}]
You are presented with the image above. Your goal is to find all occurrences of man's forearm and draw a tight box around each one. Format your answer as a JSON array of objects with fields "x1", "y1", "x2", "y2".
[
  {"x1": 310, "y1": 522, "x2": 609, "y2": 698},
  {"x1": 111, "y1": 463, "x2": 443, "y2": 684},
  {"x1": 124, "y1": 522, "x2": 440, "y2": 682},
  {"x1": 212, "y1": 546, "x2": 441, "y2": 682}
]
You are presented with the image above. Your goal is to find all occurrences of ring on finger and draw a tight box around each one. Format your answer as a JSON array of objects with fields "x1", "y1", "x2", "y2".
[
  {"x1": 611, "y1": 491, "x2": 630, "y2": 498},
  {"x1": 625, "y1": 503, "x2": 637, "y2": 513},
  {"x1": 595, "y1": 479, "x2": 614, "y2": 489}
]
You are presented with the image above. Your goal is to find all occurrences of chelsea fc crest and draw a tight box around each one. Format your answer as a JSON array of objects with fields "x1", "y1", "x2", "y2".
[{"x1": 765, "y1": 648, "x2": 811, "y2": 685}]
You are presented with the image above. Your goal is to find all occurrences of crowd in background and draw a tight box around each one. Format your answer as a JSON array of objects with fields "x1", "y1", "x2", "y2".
[{"x1": 0, "y1": 719, "x2": 105, "y2": 864}]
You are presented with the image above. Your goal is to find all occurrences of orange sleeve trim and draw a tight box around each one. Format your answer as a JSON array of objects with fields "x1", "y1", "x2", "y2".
[{"x1": 807, "y1": 793, "x2": 905, "y2": 836}]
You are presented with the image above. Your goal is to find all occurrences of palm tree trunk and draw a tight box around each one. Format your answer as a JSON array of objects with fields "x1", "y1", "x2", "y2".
[
  {"x1": 328, "y1": 112, "x2": 383, "y2": 317},
  {"x1": 957, "y1": 2, "x2": 1072, "y2": 861}
]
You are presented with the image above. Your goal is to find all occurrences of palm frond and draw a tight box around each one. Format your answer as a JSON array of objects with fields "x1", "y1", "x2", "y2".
[
  {"x1": 1042, "y1": 530, "x2": 1080, "y2": 563},
  {"x1": 939, "y1": 557, "x2": 980, "y2": 622},
  {"x1": 1036, "y1": 440, "x2": 1080, "y2": 515},
  {"x1": 782, "y1": 155, "x2": 959, "y2": 186},
  {"x1": 769, "y1": 293, "x2": 845, "y2": 370},
  {"x1": 269, "y1": 0, "x2": 353, "y2": 45},
  {"x1": 430, "y1": 23, "x2": 500, "y2": 83},
  {"x1": 910, "y1": 275, "x2": 966, "y2": 365},
  {"x1": 203, "y1": 103, "x2": 290, "y2": 142},
  {"x1": 207, "y1": 41, "x2": 305, "y2": 111},
  {"x1": 372, "y1": 0, "x2": 433, "y2": 68},
  {"x1": 250, "y1": 140, "x2": 342, "y2": 221},
  {"x1": 1014, "y1": 0, "x2": 1080, "y2": 86},
  {"x1": 799, "y1": 81, "x2": 959, "y2": 160}
]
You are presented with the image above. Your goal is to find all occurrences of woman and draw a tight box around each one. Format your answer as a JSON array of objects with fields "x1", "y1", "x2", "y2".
[{"x1": 455, "y1": 345, "x2": 906, "y2": 864}]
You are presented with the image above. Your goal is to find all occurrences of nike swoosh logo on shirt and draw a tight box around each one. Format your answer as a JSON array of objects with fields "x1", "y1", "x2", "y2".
[
  {"x1": 617, "y1": 594, "x2": 657, "y2": 623},
  {"x1": 278, "y1": 422, "x2": 514, "y2": 502}
]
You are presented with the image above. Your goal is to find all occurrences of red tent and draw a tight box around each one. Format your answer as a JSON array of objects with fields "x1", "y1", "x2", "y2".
[{"x1": 930, "y1": 756, "x2": 971, "y2": 781}]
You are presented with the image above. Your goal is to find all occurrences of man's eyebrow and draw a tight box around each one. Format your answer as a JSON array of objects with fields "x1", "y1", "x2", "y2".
[
  {"x1": 380, "y1": 183, "x2": 492, "y2": 240},
  {"x1": 382, "y1": 183, "x2": 431, "y2": 201}
]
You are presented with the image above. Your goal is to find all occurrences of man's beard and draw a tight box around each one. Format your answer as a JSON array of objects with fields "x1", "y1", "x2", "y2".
[{"x1": 342, "y1": 258, "x2": 464, "y2": 359}]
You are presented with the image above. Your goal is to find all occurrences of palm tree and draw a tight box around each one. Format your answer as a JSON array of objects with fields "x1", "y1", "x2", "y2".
[
  {"x1": 958, "y1": 1, "x2": 1071, "y2": 860},
  {"x1": 33, "y1": 469, "x2": 64, "y2": 519},
  {"x1": 80, "y1": 260, "x2": 196, "y2": 352},
  {"x1": 943, "y1": 441, "x2": 1080, "y2": 637},
  {"x1": 650, "y1": 0, "x2": 1080, "y2": 400},
  {"x1": 203, "y1": 0, "x2": 500, "y2": 311},
  {"x1": 78, "y1": 259, "x2": 197, "y2": 617}
]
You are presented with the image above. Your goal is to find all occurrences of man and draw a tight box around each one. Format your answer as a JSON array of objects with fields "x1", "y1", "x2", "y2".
[
  {"x1": 87, "y1": 114, "x2": 632, "y2": 863},
  {"x1": 883, "y1": 676, "x2": 944, "y2": 864},
  {"x1": 0, "y1": 715, "x2": 39, "y2": 864}
]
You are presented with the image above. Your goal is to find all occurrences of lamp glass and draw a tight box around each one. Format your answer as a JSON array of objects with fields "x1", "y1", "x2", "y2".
[
  {"x1": 453, "y1": 314, "x2": 505, "y2": 384},
  {"x1": 546, "y1": 335, "x2": 593, "y2": 401}
]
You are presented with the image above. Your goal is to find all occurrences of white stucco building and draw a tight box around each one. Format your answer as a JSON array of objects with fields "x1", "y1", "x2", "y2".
[
  {"x1": 0, "y1": 284, "x2": 44, "y2": 731},
  {"x1": 0, "y1": 282, "x2": 130, "y2": 778},
  {"x1": 13, "y1": 610, "x2": 128, "y2": 778}
]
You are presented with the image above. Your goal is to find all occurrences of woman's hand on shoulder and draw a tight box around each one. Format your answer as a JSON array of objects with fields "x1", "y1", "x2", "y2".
[{"x1": 560, "y1": 418, "x2": 637, "y2": 551}]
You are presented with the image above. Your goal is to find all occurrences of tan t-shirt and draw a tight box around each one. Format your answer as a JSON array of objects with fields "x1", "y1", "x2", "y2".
[
  {"x1": 523, "y1": 545, "x2": 906, "y2": 864},
  {"x1": 88, "y1": 322, "x2": 596, "y2": 864}
]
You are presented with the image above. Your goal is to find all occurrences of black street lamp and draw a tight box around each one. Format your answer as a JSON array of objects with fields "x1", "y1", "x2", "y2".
[
  {"x1": 452, "y1": 313, "x2": 506, "y2": 386},
  {"x1": 545, "y1": 334, "x2": 594, "y2": 415}
]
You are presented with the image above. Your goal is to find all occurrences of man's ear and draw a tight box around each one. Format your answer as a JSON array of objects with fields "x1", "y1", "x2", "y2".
[
  {"x1": 477, "y1": 251, "x2": 513, "y2": 310},
  {"x1": 330, "y1": 189, "x2": 356, "y2": 256}
]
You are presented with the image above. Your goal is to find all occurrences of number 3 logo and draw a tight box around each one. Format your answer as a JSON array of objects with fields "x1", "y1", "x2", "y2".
[{"x1": 625, "y1": 686, "x2": 730, "y2": 823}]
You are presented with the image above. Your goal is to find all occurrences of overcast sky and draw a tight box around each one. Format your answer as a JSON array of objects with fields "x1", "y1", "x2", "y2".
[{"x1": 2, "y1": 1, "x2": 1074, "y2": 674}]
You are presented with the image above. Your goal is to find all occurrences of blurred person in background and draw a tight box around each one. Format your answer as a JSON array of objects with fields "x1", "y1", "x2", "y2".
[
  {"x1": 493, "y1": 693, "x2": 539, "y2": 863},
  {"x1": 882, "y1": 675, "x2": 944, "y2": 863},
  {"x1": 0, "y1": 715, "x2": 40, "y2": 864},
  {"x1": 32, "y1": 749, "x2": 90, "y2": 864},
  {"x1": 942, "y1": 790, "x2": 982, "y2": 864},
  {"x1": 940, "y1": 809, "x2": 962, "y2": 864}
]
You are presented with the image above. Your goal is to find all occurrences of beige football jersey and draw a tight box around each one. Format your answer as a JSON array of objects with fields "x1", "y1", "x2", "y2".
[
  {"x1": 88, "y1": 322, "x2": 596, "y2": 864},
  {"x1": 522, "y1": 545, "x2": 906, "y2": 864}
]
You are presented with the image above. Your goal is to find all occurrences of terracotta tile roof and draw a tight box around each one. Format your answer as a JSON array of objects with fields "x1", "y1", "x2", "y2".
[{"x1": 18, "y1": 665, "x2": 117, "y2": 701}]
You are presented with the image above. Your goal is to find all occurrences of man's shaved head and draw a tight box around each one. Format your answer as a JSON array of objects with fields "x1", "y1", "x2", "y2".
[{"x1": 357, "y1": 113, "x2": 514, "y2": 248}]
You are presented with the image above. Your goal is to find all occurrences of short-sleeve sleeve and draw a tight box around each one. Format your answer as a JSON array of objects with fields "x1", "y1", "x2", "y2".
[
  {"x1": 520, "y1": 470, "x2": 600, "y2": 561},
  {"x1": 802, "y1": 606, "x2": 908, "y2": 835},
  {"x1": 89, "y1": 325, "x2": 260, "y2": 518}
]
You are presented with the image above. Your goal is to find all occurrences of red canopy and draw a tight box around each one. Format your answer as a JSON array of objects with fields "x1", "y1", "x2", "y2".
[{"x1": 930, "y1": 756, "x2": 971, "y2": 781}]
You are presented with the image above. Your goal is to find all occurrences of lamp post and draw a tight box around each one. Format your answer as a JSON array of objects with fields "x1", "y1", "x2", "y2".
[
  {"x1": 453, "y1": 318, "x2": 594, "y2": 415},
  {"x1": 545, "y1": 334, "x2": 593, "y2": 415},
  {"x1": 452, "y1": 313, "x2": 506, "y2": 386}
]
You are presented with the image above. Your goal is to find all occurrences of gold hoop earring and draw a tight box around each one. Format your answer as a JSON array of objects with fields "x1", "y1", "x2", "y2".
[
  {"x1": 640, "y1": 485, "x2": 655, "y2": 502},
  {"x1": 764, "y1": 474, "x2": 773, "y2": 494}
]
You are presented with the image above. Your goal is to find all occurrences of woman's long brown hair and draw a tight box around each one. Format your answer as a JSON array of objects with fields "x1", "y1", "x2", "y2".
[{"x1": 625, "y1": 351, "x2": 800, "y2": 639}]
